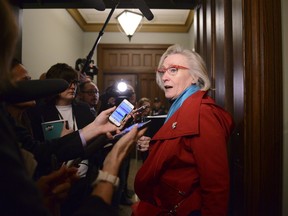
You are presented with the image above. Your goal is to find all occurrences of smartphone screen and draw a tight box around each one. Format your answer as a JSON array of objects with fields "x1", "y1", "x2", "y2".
[
  {"x1": 113, "y1": 120, "x2": 151, "y2": 140},
  {"x1": 109, "y1": 99, "x2": 134, "y2": 126}
]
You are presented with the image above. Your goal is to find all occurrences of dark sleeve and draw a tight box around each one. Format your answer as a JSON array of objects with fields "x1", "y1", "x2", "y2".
[
  {"x1": 13, "y1": 117, "x2": 85, "y2": 164},
  {"x1": 73, "y1": 196, "x2": 117, "y2": 216},
  {"x1": 0, "y1": 107, "x2": 50, "y2": 216},
  {"x1": 73, "y1": 101, "x2": 95, "y2": 129},
  {"x1": 26, "y1": 104, "x2": 46, "y2": 141}
]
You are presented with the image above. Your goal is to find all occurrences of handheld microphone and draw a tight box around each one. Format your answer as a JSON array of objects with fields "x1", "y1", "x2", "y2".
[
  {"x1": 1, "y1": 79, "x2": 69, "y2": 103},
  {"x1": 133, "y1": 105, "x2": 149, "y2": 114}
]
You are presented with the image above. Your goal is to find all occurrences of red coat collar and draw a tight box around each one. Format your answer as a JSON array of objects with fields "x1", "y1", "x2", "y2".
[{"x1": 152, "y1": 91, "x2": 210, "y2": 140}]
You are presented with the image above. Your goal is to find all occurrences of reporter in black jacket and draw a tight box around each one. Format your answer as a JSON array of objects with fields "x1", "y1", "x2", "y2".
[{"x1": 27, "y1": 62, "x2": 109, "y2": 215}]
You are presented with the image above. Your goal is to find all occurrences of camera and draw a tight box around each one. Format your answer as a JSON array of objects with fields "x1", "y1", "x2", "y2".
[
  {"x1": 75, "y1": 58, "x2": 98, "y2": 79},
  {"x1": 99, "y1": 81, "x2": 135, "y2": 113}
]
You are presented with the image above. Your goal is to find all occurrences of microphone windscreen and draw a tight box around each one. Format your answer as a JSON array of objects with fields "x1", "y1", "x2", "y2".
[
  {"x1": 94, "y1": 0, "x2": 106, "y2": 11},
  {"x1": 134, "y1": 0, "x2": 154, "y2": 21},
  {"x1": 2, "y1": 79, "x2": 69, "y2": 103}
]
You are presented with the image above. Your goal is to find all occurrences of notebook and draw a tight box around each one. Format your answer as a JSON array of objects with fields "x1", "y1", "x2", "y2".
[
  {"x1": 41, "y1": 119, "x2": 65, "y2": 140},
  {"x1": 143, "y1": 115, "x2": 167, "y2": 138}
]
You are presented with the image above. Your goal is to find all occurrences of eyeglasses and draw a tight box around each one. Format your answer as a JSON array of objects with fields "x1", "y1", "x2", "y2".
[
  {"x1": 156, "y1": 65, "x2": 189, "y2": 76},
  {"x1": 23, "y1": 76, "x2": 31, "y2": 81},
  {"x1": 81, "y1": 90, "x2": 99, "y2": 96},
  {"x1": 68, "y1": 80, "x2": 80, "y2": 87}
]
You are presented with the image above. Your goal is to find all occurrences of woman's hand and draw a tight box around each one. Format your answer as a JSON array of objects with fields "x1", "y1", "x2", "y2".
[
  {"x1": 93, "y1": 107, "x2": 118, "y2": 132},
  {"x1": 94, "y1": 106, "x2": 131, "y2": 133},
  {"x1": 90, "y1": 125, "x2": 147, "y2": 204},
  {"x1": 137, "y1": 135, "x2": 151, "y2": 152},
  {"x1": 80, "y1": 107, "x2": 121, "y2": 142},
  {"x1": 60, "y1": 121, "x2": 74, "y2": 137},
  {"x1": 102, "y1": 125, "x2": 147, "y2": 176},
  {"x1": 36, "y1": 165, "x2": 79, "y2": 211}
]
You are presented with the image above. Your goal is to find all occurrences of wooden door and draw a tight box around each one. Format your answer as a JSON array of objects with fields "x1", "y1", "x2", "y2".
[
  {"x1": 102, "y1": 73, "x2": 168, "y2": 109},
  {"x1": 103, "y1": 74, "x2": 137, "y2": 91},
  {"x1": 138, "y1": 73, "x2": 168, "y2": 108},
  {"x1": 97, "y1": 44, "x2": 170, "y2": 107}
]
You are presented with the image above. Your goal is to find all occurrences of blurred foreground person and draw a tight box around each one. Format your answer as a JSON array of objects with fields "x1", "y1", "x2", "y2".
[
  {"x1": 5, "y1": 59, "x2": 38, "y2": 176},
  {"x1": 133, "y1": 44, "x2": 234, "y2": 216},
  {"x1": 0, "y1": 1, "x2": 147, "y2": 215}
]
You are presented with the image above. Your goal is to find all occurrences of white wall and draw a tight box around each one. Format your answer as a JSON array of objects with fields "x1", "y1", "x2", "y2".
[
  {"x1": 282, "y1": 0, "x2": 288, "y2": 215},
  {"x1": 22, "y1": 9, "x2": 83, "y2": 79},
  {"x1": 83, "y1": 31, "x2": 193, "y2": 64},
  {"x1": 22, "y1": 9, "x2": 194, "y2": 79}
]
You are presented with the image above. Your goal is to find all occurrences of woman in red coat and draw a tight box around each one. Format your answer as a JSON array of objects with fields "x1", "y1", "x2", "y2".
[{"x1": 133, "y1": 44, "x2": 234, "y2": 216}]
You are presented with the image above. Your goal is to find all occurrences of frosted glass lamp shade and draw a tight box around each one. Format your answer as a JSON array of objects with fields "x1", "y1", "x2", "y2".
[{"x1": 117, "y1": 10, "x2": 143, "y2": 40}]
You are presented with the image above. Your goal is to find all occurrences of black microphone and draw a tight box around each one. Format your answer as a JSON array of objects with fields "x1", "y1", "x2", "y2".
[
  {"x1": 1, "y1": 79, "x2": 69, "y2": 103},
  {"x1": 134, "y1": 0, "x2": 154, "y2": 21},
  {"x1": 93, "y1": 0, "x2": 106, "y2": 11}
]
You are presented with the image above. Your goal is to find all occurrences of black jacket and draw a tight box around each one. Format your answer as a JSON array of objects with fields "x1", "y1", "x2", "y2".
[
  {"x1": 28, "y1": 100, "x2": 95, "y2": 142},
  {"x1": 0, "y1": 103, "x2": 117, "y2": 215}
]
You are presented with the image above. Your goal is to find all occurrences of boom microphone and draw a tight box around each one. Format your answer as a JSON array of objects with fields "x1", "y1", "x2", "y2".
[
  {"x1": 134, "y1": 0, "x2": 154, "y2": 21},
  {"x1": 1, "y1": 79, "x2": 69, "y2": 103},
  {"x1": 93, "y1": 0, "x2": 106, "y2": 11}
]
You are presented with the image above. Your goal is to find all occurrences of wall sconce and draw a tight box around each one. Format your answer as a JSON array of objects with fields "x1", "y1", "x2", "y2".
[{"x1": 116, "y1": 10, "x2": 143, "y2": 41}]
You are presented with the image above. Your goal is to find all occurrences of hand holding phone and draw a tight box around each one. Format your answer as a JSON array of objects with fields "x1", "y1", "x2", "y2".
[
  {"x1": 113, "y1": 120, "x2": 151, "y2": 140},
  {"x1": 108, "y1": 99, "x2": 134, "y2": 127}
]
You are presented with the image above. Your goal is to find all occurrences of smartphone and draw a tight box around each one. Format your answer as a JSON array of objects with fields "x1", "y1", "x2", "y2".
[
  {"x1": 113, "y1": 120, "x2": 151, "y2": 140},
  {"x1": 109, "y1": 99, "x2": 134, "y2": 127}
]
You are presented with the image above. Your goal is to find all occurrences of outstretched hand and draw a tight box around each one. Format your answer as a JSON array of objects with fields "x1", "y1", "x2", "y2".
[
  {"x1": 102, "y1": 125, "x2": 147, "y2": 175},
  {"x1": 81, "y1": 106, "x2": 134, "y2": 143},
  {"x1": 36, "y1": 165, "x2": 79, "y2": 213},
  {"x1": 93, "y1": 106, "x2": 120, "y2": 134}
]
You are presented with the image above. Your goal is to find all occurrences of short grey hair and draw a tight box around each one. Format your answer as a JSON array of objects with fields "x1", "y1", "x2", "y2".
[{"x1": 156, "y1": 44, "x2": 211, "y2": 91}]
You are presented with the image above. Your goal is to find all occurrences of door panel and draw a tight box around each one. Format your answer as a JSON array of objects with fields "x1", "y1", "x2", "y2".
[
  {"x1": 98, "y1": 44, "x2": 170, "y2": 108},
  {"x1": 103, "y1": 74, "x2": 137, "y2": 91},
  {"x1": 138, "y1": 73, "x2": 168, "y2": 108},
  {"x1": 103, "y1": 73, "x2": 168, "y2": 109}
]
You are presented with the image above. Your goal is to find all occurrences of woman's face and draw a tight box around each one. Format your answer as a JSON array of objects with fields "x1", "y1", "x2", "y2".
[
  {"x1": 58, "y1": 81, "x2": 77, "y2": 104},
  {"x1": 159, "y1": 54, "x2": 194, "y2": 100}
]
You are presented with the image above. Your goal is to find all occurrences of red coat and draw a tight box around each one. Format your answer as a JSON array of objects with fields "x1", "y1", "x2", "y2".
[{"x1": 133, "y1": 91, "x2": 234, "y2": 216}]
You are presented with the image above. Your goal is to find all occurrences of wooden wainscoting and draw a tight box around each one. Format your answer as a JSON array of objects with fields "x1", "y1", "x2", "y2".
[{"x1": 194, "y1": 0, "x2": 283, "y2": 215}]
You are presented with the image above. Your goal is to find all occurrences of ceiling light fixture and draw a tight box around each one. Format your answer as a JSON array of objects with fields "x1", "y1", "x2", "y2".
[{"x1": 116, "y1": 10, "x2": 143, "y2": 41}]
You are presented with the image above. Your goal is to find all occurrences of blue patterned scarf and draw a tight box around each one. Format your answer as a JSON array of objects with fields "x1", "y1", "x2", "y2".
[{"x1": 165, "y1": 84, "x2": 200, "y2": 122}]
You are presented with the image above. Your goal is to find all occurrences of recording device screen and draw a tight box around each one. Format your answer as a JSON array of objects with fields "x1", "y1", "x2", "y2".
[
  {"x1": 109, "y1": 99, "x2": 134, "y2": 127},
  {"x1": 113, "y1": 120, "x2": 151, "y2": 140}
]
